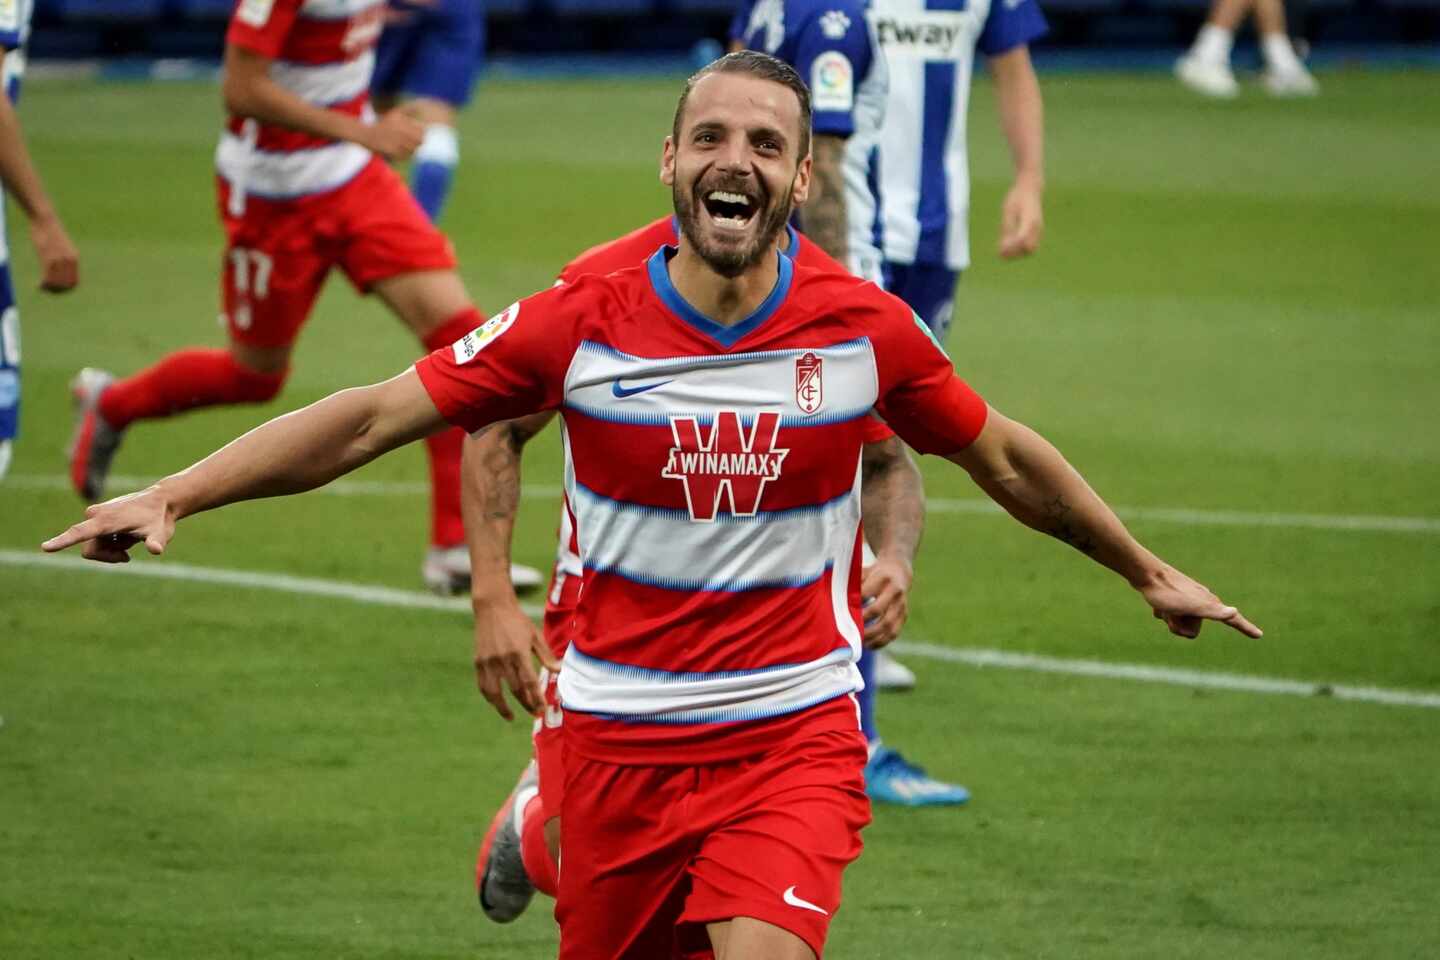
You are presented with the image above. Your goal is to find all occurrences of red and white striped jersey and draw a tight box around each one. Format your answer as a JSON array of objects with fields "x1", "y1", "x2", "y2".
[
  {"x1": 219, "y1": 0, "x2": 385, "y2": 206},
  {"x1": 544, "y1": 218, "x2": 896, "y2": 631},
  {"x1": 418, "y1": 249, "x2": 987, "y2": 763}
]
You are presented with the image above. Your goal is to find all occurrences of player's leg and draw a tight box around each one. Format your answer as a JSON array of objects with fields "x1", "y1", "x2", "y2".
[
  {"x1": 405, "y1": 98, "x2": 460, "y2": 223},
  {"x1": 1254, "y1": 0, "x2": 1318, "y2": 96},
  {"x1": 68, "y1": 201, "x2": 317, "y2": 501},
  {"x1": 476, "y1": 667, "x2": 564, "y2": 922},
  {"x1": 706, "y1": 918, "x2": 815, "y2": 960},
  {"x1": 557, "y1": 753, "x2": 696, "y2": 959},
  {"x1": 1176, "y1": 0, "x2": 1251, "y2": 98},
  {"x1": 859, "y1": 269, "x2": 968, "y2": 807},
  {"x1": 0, "y1": 255, "x2": 19, "y2": 483},
  {"x1": 393, "y1": 1, "x2": 484, "y2": 222},
  {"x1": 369, "y1": 267, "x2": 478, "y2": 569},
  {"x1": 681, "y1": 727, "x2": 870, "y2": 960},
  {"x1": 477, "y1": 578, "x2": 578, "y2": 921}
]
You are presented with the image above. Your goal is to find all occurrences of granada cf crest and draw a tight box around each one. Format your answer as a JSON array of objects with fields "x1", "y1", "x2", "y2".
[{"x1": 795, "y1": 352, "x2": 824, "y2": 415}]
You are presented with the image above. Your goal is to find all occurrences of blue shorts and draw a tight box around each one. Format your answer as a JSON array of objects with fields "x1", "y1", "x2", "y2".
[
  {"x1": 883, "y1": 261, "x2": 961, "y2": 344},
  {"x1": 372, "y1": 0, "x2": 485, "y2": 107}
]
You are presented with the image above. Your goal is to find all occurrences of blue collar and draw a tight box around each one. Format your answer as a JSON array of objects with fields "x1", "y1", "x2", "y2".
[{"x1": 646, "y1": 245, "x2": 793, "y2": 349}]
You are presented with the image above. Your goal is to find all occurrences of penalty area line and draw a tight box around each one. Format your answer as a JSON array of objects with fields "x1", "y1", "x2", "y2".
[
  {"x1": 891, "y1": 641, "x2": 1440, "y2": 711},
  {"x1": 0, "y1": 549, "x2": 544, "y2": 619},
  {"x1": 7, "y1": 548, "x2": 1438, "y2": 711}
]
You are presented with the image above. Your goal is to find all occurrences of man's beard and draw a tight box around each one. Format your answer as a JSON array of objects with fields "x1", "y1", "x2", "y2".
[{"x1": 673, "y1": 175, "x2": 794, "y2": 279}]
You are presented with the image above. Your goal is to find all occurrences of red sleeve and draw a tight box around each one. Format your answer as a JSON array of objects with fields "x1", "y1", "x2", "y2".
[
  {"x1": 860, "y1": 414, "x2": 896, "y2": 443},
  {"x1": 227, "y1": 0, "x2": 303, "y2": 59},
  {"x1": 414, "y1": 283, "x2": 585, "y2": 434},
  {"x1": 871, "y1": 303, "x2": 989, "y2": 455},
  {"x1": 558, "y1": 218, "x2": 677, "y2": 285}
]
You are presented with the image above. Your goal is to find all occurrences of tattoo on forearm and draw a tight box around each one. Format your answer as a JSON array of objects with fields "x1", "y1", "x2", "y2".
[
  {"x1": 480, "y1": 441, "x2": 520, "y2": 521},
  {"x1": 1042, "y1": 495, "x2": 1097, "y2": 556},
  {"x1": 801, "y1": 137, "x2": 849, "y2": 264}
]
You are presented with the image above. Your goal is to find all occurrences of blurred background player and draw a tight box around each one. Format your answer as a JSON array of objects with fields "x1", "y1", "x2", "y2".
[
  {"x1": 65, "y1": 0, "x2": 487, "y2": 594},
  {"x1": 0, "y1": 0, "x2": 80, "y2": 481},
  {"x1": 1176, "y1": 0, "x2": 1318, "y2": 98},
  {"x1": 872, "y1": 0, "x2": 1048, "y2": 344},
  {"x1": 372, "y1": 0, "x2": 485, "y2": 222},
  {"x1": 463, "y1": 214, "x2": 923, "y2": 923},
  {"x1": 734, "y1": 1, "x2": 972, "y2": 805}
]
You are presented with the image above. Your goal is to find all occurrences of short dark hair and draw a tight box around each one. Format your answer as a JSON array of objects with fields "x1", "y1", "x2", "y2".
[{"x1": 672, "y1": 51, "x2": 813, "y2": 158}]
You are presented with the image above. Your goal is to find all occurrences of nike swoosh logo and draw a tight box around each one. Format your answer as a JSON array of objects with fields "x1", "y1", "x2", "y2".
[
  {"x1": 782, "y1": 886, "x2": 829, "y2": 916},
  {"x1": 611, "y1": 378, "x2": 672, "y2": 398}
]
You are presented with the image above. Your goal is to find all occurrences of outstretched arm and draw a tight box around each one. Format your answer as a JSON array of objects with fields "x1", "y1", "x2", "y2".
[
  {"x1": 43, "y1": 369, "x2": 447, "y2": 562},
  {"x1": 989, "y1": 45, "x2": 1045, "y2": 259},
  {"x1": 859, "y1": 435, "x2": 925, "y2": 648},
  {"x1": 948, "y1": 409, "x2": 1261, "y2": 639},
  {"x1": 463, "y1": 412, "x2": 561, "y2": 721}
]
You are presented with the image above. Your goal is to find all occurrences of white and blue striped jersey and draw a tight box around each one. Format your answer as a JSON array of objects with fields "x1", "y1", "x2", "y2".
[
  {"x1": 871, "y1": 0, "x2": 1046, "y2": 270},
  {"x1": 0, "y1": 0, "x2": 31, "y2": 106},
  {"x1": 733, "y1": 0, "x2": 890, "y2": 283}
]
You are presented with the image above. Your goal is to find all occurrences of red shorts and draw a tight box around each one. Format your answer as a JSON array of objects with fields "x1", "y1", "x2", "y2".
[
  {"x1": 556, "y1": 724, "x2": 870, "y2": 960},
  {"x1": 216, "y1": 157, "x2": 456, "y2": 349},
  {"x1": 532, "y1": 570, "x2": 582, "y2": 824}
]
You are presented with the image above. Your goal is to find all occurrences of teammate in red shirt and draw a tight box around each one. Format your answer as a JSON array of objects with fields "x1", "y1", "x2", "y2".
[
  {"x1": 47, "y1": 53, "x2": 1261, "y2": 959},
  {"x1": 65, "y1": 0, "x2": 485, "y2": 591},
  {"x1": 462, "y1": 214, "x2": 917, "y2": 925}
]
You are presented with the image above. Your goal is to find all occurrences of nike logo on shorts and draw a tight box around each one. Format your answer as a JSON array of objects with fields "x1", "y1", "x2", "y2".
[{"x1": 782, "y1": 885, "x2": 829, "y2": 916}]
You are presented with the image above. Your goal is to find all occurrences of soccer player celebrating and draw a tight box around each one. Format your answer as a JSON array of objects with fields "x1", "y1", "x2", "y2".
[
  {"x1": 372, "y1": 0, "x2": 486, "y2": 222},
  {"x1": 46, "y1": 53, "x2": 1260, "y2": 960},
  {"x1": 0, "y1": 0, "x2": 81, "y2": 481},
  {"x1": 460, "y1": 215, "x2": 920, "y2": 923},
  {"x1": 65, "y1": 0, "x2": 490, "y2": 593}
]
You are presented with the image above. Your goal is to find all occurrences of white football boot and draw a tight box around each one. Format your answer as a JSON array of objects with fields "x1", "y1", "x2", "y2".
[{"x1": 1175, "y1": 55, "x2": 1240, "y2": 99}]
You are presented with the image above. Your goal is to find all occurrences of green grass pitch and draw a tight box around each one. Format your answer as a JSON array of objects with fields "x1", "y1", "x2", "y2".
[{"x1": 2, "y1": 67, "x2": 1438, "y2": 958}]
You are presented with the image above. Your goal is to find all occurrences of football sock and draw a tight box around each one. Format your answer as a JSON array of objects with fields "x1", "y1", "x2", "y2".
[
  {"x1": 98, "y1": 348, "x2": 286, "y2": 430},
  {"x1": 421, "y1": 309, "x2": 481, "y2": 547},
  {"x1": 518, "y1": 793, "x2": 558, "y2": 898},
  {"x1": 1191, "y1": 24, "x2": 1234, "y2": 65},
  {"x1": 858, "y1": 647, "x2": 879, "y2": 743},
  {"x1": 1261, "y1": 33, "x2": 1303, "y2": 72},
  {"x1": 411, "y1": 124, "x2": 459, "y2": 223}
]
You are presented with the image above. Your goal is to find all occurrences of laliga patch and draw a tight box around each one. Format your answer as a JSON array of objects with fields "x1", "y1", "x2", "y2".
[
  {"x1": 452, "y1": 302, "x2": 519, "y2": 364},
  {"x1": 236, "y1": 0, "x2": 276, "y2": 28},
  {"x1": 795, "y1": 351, "x2": 824, "y2": 415},
  {"x1": 811, "y1": 51, "x2": 855, "y2": 113}
]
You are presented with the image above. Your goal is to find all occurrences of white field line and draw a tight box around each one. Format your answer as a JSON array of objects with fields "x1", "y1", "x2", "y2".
[
  {"x1": 890, "y1": 641, "x2": 1440, "y2": 710},
  {"x1": 8, "y1": 473, "x2": 1440, "y2": 536},
  {"x1": 0, "y1": 549, "x2": 543, "y2": 619},
  {"x1": 5, "y1": 548, "x2": 1437, "y2": 711}
]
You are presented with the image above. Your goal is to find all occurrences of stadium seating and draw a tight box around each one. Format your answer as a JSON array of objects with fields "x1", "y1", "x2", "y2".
[
  {"x1": 170, "y1": 0, "x2": 236, "y2": 19},
  {"x1": 45, "y1": 0, "x2": 164, "y2": 19},
  {"x1": 550, "y1": 0, "x2": 655, "y2": 16}
]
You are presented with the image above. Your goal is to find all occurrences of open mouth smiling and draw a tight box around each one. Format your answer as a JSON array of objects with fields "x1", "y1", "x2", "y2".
[{"x1": 702, "y1": 189, "x2": 760, "y2": 231}]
